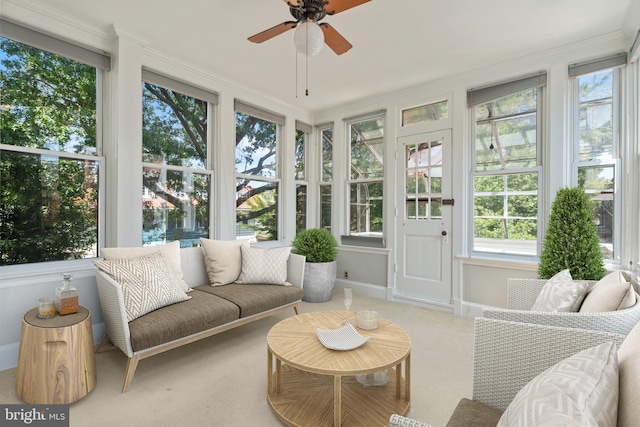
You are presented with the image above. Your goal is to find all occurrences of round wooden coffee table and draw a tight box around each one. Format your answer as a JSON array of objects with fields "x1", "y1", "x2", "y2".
[{"x1": 267, "y1": 311, "x2": 411, "y2": 426}]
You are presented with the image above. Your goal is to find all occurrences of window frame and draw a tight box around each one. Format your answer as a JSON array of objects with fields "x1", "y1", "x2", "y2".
[
  {"x1": 141, "y1": 70, "x2": 216, "y2": 248},
  {"x1": 468, "y1": 76, "x2": 546, "y2": 259},
  {"x1": 295, "y1": 120, "x2": 311, "y2": 234},
  {"x1": 0, "y1": 24, "x2": 108, "y2": 269},
  {"x1": 570, "y1": 63, "x2": 624, "y2": 264},
  {"x1": 343, "y1": 111, "x2": 386, "y2": 246},
  {"x1": 234, "y1": 101, "x2": 284, "y2": 243}
]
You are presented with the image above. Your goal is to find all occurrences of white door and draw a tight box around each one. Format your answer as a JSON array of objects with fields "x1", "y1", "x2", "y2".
[{"x1": 396, "y1": 130, "x2": 452, "y2": 304}]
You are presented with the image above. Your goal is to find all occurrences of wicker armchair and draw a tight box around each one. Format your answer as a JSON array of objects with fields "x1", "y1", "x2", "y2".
[
  {"x1": 482, "y1": 278, "x2": 640, "y2": 335},
  {"x1": 390, "y1": 318, "x2": 627, "y2": 427}
]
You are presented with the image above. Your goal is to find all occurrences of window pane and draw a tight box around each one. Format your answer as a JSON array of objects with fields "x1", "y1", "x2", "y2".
[
  {"x1": 402, "y1": 100, "x2": 448, "y2": 126},
  {"x1": 295, "y1": 129, "x2": 305, "y2": 181},
  {"x1": 577, "y1": 71, "x2": 614, "y2": 162},
  {"x1": 321, "y1": 128, "x2": 333, "y2": 182},
  {"x1": 236, "y1": 179, "x2": 278, "y2": 242},
  {"x1": 296, "y1": 184, "x2": 307, "y2": 234},
  {"x1": 142, "y1": 82, "x2": 207, "y2": 168},
  {"x1": 349, "y1": 181, "x2": 383, "y2": 235},
  {"x1": 475, "y1": 89, "x2": 538, "y2": 171},
  {"x1": 1, "y1": 37, "x2": 100, "y2": 265},
  {"x1": 1, "y1": 152, "x2": 99, "y2": 265},
  {"x1": 578, "y1": 165, "x2": 614, "y2": 260},
  {"x1": 143, "y1": 168, "x2": 209, "y2": 247},
  {"x1": 320, "y1": 184, "x2": 332, "y2": 232},
  {"x1": 473, "y1": 172, "x2": 538, "y2": 255},
  {"x1": 235, "y1": 112, "x2": 277, "y2": 178},
  {"x1": 350, "y1": 118, "x2": 384, "y2": 179},
  {"x1": 0, "y1": 37, "x2": 97, "y2": 155}
]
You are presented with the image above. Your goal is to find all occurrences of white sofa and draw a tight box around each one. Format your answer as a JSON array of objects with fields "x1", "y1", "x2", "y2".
[{"x1": 95, "y1": 246, "x2": 305, "y2": 393}]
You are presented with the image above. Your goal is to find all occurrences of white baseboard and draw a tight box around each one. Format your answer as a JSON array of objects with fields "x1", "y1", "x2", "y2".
[
  {"x1": 454, "y1": 298, "x2": 487, "y2": 318},
  {"x1": 334, "y1": 279, "x2": 387, "y2": 300}
]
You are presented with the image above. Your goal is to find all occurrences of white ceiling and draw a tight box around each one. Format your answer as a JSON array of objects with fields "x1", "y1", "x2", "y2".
[{"x1": 6, "y1": 0, "x2": 640, "y2": 113}]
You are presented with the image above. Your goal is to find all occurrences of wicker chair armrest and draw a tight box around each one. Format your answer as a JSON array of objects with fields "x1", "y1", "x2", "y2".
[
  {"x1": 473, "y1": 318, "x2": 625, "y2": 411},
  {"x1": 95, "y1": 268, "x2": 134, "y2": 357},
  {"x1": 506, "y1": 278, "x2": 598, "y2": 310},
  {"x1": 388, "y1": 414, "x2": 432, "y2": 427}
]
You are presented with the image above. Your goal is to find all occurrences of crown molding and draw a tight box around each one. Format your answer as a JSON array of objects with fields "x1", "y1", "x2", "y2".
[
  {"x1": 110, "y1": 24, "x2": 151, "y2": 47},
  {"x1": 0, "y1": 0, "x2": 112, "y2": 52}
]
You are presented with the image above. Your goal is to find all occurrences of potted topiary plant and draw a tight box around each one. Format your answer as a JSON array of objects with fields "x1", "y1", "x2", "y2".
[
  {"x1": 291, "y1": 228, "x2": 338, "y2": 302},
  {"x1": 538, "y1": 187, "x2": 606, "y2": 280}
]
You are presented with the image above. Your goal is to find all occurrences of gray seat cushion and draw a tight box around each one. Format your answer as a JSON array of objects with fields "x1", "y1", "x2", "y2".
[
  {"x1": 194, "y1": 284, "x2": 304, "y2": 318},
  {"x1": 445, "y1": 398, "x2": 503, "y2": 427},
  {"x1": 128, "y1": 291, "x2": 239, "y2": 352}
]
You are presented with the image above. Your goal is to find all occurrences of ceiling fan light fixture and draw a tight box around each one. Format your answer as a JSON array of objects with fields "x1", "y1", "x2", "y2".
[{"x1": 294, "y1": 20, "x2": 324, "y2": 56}]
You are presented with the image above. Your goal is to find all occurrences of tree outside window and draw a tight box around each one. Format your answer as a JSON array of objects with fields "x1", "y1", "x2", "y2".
[
  {"x1": 319, "y1": 127, "x2": 333, "y2": 232},
  {"x1": 0, "y1": 37, "x2": 100, "y2": 265},
  {"x1": 295, "y1": 127, "x2": 308, "y2": 234},
  {"x1": 235, "y1": 109, "x2": 281, "y2": 241},
  {"x1": 142, "y1": 76, "x2": 212, "y2": 247}
]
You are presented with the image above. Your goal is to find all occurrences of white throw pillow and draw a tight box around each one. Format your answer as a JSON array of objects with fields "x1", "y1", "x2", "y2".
[
  {"x1": 580, "y1": 271, "x2": 636, "y2": 312},
  {"x1": 100, "y1": 241, "x2": 192, "y2": 293},
  {"x1": 200, "y1": 238, "x2": 250, "y2": 286},
  {"x1": 236, "y1": 246, "x2": 291, "y2": 285},
  {"x1": 531, "y1": 269, "x2": 589, "y2": 312},
  {"x1": 497, "y1": 341, "x2": 619, "y2": 427},
  {"x1": 94, "y1": 253, "x2": 191, "y2": 322}
]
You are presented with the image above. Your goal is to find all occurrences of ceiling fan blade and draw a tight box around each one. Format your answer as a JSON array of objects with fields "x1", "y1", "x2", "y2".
[
  {"x1": 324, "y1": 0, "x2": 371, "y2": 15},
  {"x1": 283, "y1": 0, "x2": 302, "y2": 6},
  {"x1": 319, "y1": 23, "x2": 352, "y2": 55},
  {"x1": 248, "y1": 21, "x2": 297, "y2": 44}
]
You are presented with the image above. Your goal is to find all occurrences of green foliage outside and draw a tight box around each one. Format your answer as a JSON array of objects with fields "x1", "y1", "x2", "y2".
[
  {"x1": 538, "y1": 187, "x2": 606, "y2": 280},
  {"x1": 291, "y1": 228, "x2": 338, "y2": 263},
  {"x1": 1, "y1": 37, "x2": 99, "y2": 265}
]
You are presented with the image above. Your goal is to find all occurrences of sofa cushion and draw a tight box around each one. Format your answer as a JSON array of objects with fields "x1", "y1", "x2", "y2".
[
  {"x1": 236, "y1": 246, "x2": 291, "y2": 285},
  {"x1": 194, "y1": 284, "x2": 304, "y2": 318},
  {"x1": 445, "y1": 398, "x2": 503, "y2": 427},
  {"x1": 496, "y1": 341, "x2": 619, "y2": 427},
  {"x1": 101, "y1": 240, "x2": 191, "y2": 293},
  {"x1": 617, "y1": 318, "x2": 640, "y2": 427},
  {"x1": 128, "y1": 290, "x2": 240, "y2": 352},
  {"x1": 531, "y1": 269, "x2": 589, "y2": 312},
  {"x1": 580, "y1": 271, "x2": 635, "y2": 312},
  {"x1": 200, "y1": 238, "x2": 249, "y2": 286},
  {"x1": 94, "y1": 253, "x2": 191, "y2": 322}
]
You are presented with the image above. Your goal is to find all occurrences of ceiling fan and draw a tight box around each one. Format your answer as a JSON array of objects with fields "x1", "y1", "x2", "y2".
[{"x1": 248, "y1": 0, "x2": 372, "y2": 55}]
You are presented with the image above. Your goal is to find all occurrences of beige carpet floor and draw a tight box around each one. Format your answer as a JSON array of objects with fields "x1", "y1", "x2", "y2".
[{"x1": 0, "y1": 291, "x2": 474, "y2": 427}]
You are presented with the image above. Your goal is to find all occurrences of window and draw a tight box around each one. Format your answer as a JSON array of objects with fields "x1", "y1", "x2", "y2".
[
  {"x1": 0, "y1": 22, "x2": 109, "y2": 265},
  {"x1": 295, "y1": 121, "x2": 311, "y2": 234},
  {"x1": 468, "y1": 73, "x2": 545, "y2": 256},
  {"x1": 319, "y1": 125, "x2": 333, "y2": 232},
  {"x1": 235, "y1": 101, "x2": 284, "y2": 242},
  {"x1": 142, "y1": 70, "x2": 216, "y2": 247},
  {"x1": 570, "y1": 53, "x2": 626, "y2": 262},
  {"x1": 347, "y1": 113, "x2": 385, "y2": 237},
  {"x1": 402, "y1": 100, "x2": 448, "y2": 127}
]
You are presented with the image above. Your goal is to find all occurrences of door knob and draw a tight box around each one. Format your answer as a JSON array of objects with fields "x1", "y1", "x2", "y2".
[{"x1": 441, "y1": 230, "x2": 447, "y2": 236}]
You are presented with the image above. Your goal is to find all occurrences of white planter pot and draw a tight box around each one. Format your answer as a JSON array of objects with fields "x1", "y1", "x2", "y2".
[{"x1": 302, "y1": 260, "x2": 337, "y2": 303}]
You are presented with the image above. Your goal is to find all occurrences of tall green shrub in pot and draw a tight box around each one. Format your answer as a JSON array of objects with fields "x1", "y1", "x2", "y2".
[
  {"x1": 291, "y1": 228, "x2": 338, "y2": 302},
  {"x1": 538, "y1": 187, "x2": 606, "y2": 280}
]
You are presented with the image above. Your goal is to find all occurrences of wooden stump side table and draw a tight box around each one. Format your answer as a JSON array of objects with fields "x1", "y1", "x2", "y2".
[{"x1": 16, "y1": 306, "x2": 96, "y2": 404}]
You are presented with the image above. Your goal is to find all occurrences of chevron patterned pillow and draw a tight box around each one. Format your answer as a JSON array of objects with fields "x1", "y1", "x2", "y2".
[
  {"x1": 94, "y1": 253, "x2": 190, "y2": 321},
  {"x1": 497, "y1": 341, "x2": 619, "y2": 427}
]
